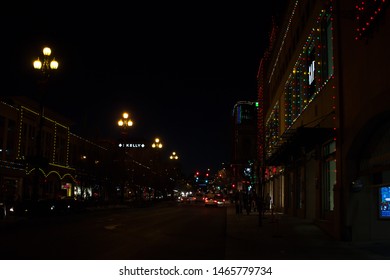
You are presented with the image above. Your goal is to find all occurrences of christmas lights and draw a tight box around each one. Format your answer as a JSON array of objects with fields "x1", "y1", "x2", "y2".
[
  {"x1": 265, "y1": 1, "x2": 336, "y2": 159},
  {"x1": 355, "y1": 0, "x2": 388, "y2": 40}
]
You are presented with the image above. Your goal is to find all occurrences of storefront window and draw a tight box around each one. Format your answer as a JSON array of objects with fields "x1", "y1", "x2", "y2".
[{"x1": 322, "y1": 140, "x2": 336, "y2": 213}]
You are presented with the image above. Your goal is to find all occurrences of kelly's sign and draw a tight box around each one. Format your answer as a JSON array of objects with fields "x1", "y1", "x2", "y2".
[{"x1": 118, "y1": 143, "x2": 146, "y2": 148}]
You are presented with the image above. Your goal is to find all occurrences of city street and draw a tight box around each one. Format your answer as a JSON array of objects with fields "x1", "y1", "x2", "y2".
[
  {"x1": 0, "y1": 202, "x2": 226, "y2": 260},
  {"x1": 2, "y1": 2, "x2": 390, "y2": 272},
  {"x1": 1, "y1": 201, "x2": 389, "y2": 260}
]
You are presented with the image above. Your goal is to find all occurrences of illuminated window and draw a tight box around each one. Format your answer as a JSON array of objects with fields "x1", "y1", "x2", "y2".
[{"x1": 307, "y1": 41, "x2": 316, "y2": 99}]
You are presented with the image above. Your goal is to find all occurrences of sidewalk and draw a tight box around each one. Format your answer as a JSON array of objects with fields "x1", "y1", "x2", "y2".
[{"x1": 224, "y1": 204, "x2": 390, "y2": 260}]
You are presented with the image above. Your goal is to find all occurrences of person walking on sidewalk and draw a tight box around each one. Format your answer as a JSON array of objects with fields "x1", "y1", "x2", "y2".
[
  {"x1": 265, "y1": 193, "x2": 272, "y2": 213},
  {"x1": 250, "y1": 190, "x2": 258, "y2": 212}
]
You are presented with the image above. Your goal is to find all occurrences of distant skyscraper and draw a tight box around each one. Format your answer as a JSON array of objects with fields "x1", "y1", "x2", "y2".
[
  {"x1": 232, "y1": 101, "x2": 258, "y2": 163},
  {"x1": 231, "y1": 101, "x2": 258, "y2": 191}
]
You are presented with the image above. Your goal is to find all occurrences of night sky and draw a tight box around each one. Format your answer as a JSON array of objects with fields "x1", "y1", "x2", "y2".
[{"x1": 2, "y1": 2, "x2": 287, "y2": 176}]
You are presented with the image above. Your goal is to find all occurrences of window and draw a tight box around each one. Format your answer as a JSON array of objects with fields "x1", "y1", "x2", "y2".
[
  {"x1": 321, "y1": 13, "x2": 334, "y2": 81},
  {"x1": 235, "y1": 103, "x2": 257, "y2": 124},
  {"x1": 307, "y1": 41, "x2": 316, "y2": 99},
  {"x1": 322, "y1": 140, "x2": 336, "y2": 213}
]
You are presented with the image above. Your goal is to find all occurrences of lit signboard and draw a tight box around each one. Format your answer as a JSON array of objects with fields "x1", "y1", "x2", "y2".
[
  {"x1": 379, "y1": 186, "x2": 390, "y2": 219},
  {"x1": 118, "y1": 143, "x2": 146, "y2": 148}
]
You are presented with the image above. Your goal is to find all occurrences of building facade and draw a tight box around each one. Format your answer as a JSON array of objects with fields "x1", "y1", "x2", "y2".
[
  {"x1": 0, "y1": 96, "x2": 112, "y2": 205},
  {"x1": 258, "y1": 0, "x2": 390, "y2": 241},
  {"x1": 231, "y1": 101, "x2": 258, "y2": 193}
]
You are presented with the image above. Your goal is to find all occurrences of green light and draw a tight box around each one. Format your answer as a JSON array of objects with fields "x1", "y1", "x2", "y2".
[{"x1": 255, "y1": 102, "x2": 259, "y2": 107}]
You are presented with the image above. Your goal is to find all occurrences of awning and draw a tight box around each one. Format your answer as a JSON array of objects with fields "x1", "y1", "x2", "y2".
[{"x1": 266, "y1": 126, "x2": 334, "y2": 166}]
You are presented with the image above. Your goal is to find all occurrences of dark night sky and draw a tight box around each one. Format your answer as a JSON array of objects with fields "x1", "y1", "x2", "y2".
[{"x1": 1, "y1": 2, "x2": 287, "y2": 176}]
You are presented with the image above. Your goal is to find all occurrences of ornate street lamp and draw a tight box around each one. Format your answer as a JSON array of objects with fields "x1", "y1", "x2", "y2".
[
  {"x1": 169, "y1": 151, "x2": 179, "y2": 160},
  {"x1": 150, "y1": 137, "x2": 164, "y2": 199},
  {"x1": 116, "y1": 111, "x2": 135, "y2": 202},
  {"x1": 33, "y1": 47, "x2": 59, "y2": 76},
  {"x1": 168, "y1": 151, "x2": 180, "y2": 190},
  {"x1": 118, "y1": 112, "x2": 133, "y2": 139},
  {"x1": 31, "y1": 46, "x2": 59, "y2": 201},
  {"x1": 117, "y1": 112, "x2": 133, "y2": 128},
  {"x1": 152, "y1": 137, "x2": 163, "y2": 149},
  {"x1": 32, "y1": 46, "x2": 59, "y2": 131}
]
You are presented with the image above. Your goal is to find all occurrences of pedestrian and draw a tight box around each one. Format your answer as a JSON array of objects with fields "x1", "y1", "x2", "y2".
[
  {"x1": 251, "y1": 191, "x2": 258, "y2": 212},
  {"x1": 265, "y1": 193, "x2": 272, "y2": 212},
  {"x1": 239, "y1": 191, "x2": 244, "y2": 214}
]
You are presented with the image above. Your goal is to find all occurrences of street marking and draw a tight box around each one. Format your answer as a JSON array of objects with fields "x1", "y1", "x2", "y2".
[{"x1": 104, "y1": 224, "x2": 120, "y2": 230}]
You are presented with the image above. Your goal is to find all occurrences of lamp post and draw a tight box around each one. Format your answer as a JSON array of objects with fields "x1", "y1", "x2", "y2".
[
  {"x1": 151, "y1": 138, "x2": 164, "y2": 199},
  {"x1": 151, "y1": 137, "x2": 163, "y2": 170},
  {"x1": 117, "y1": 112, "x2": 134, "y2": 203},
  {"x1": 168, "y1": 151, "x2": 180, "y2": 197},
  {"x1": 31, "y1": 46, "x2": 59, "y2": 201},
  {"x1": 169, "y1": 151, "x2": 180, "y2": 178}
]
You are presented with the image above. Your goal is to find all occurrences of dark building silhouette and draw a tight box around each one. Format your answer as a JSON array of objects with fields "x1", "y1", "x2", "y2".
[{"x1": 231, "y1": 101, "x2": 258, "y2": 193}]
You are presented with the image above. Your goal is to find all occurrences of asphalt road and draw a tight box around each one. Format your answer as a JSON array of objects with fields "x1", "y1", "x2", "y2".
[{"x1": 0, "y1": 202, "x2": 226, "y2": 260}]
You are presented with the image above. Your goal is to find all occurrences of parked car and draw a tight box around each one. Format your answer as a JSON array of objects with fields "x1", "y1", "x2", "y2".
[
  {"x1": 8, "y1": 197, "x2": 85, "y2": 217},
  {"x1": 8, "y1": 200, "x2": 35, "y2": 216},
  {"x1": 204, "y1": 193, "x2": 226, "y2": 207},
  {"x1": 8, "y1": 199, "x2": 57, "y2": 217},
  {"x1": 177, "y1": 196, "x2": 189, "y2": 203},
  {"x1": 178, "y1": 195, "x2": 198, "y2": 203}
]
